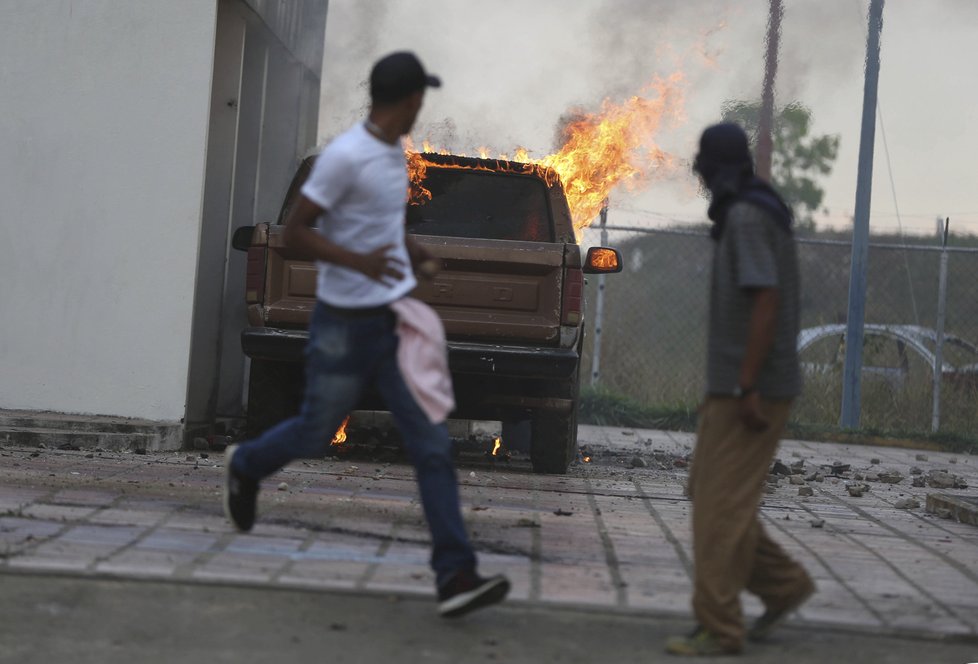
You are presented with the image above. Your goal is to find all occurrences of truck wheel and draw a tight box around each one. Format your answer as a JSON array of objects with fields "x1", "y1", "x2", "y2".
[
  {"x1": 529, "y1": 405, "x2": 579, "y2": 474},
  {"x1": 245, "y1": 359, "x2": 303, "y2": 438},
  {"x1": 530, "y1": 367, "x2": 580, "y2": 474}
]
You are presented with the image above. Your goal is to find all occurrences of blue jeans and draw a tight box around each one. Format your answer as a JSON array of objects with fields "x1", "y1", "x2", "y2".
[{"x1": 233, "y1": 302, "x2": 476, "y2": 586}]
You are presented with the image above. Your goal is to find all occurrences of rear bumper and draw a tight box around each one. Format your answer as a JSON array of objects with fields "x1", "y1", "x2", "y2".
[{"x1": 241, "y1": 327, "x2": 579, "y2": 380}]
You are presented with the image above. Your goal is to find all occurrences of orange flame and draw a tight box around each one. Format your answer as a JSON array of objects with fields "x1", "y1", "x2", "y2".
[
  {"x1": 331, "y1": 416, "x2": 350, "y2": 446},
  {"x1": 589, "y1": 247, "x2": 620, "y2": 270},
  {"x1": 405, "y1": 73, "x2": 685, "y2": 235},
  {"x1": 491, "y1": 437, "x2": 502, "y2": 456}
]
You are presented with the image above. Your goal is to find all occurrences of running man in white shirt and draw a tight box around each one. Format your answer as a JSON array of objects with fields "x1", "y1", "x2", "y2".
[{"x1": 223, "y1": 52, "x2": 509, "y2": 618}]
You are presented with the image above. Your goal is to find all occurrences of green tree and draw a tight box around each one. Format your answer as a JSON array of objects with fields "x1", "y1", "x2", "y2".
[{"x1": 721, "y1": 100, "x2": 840, "y2": 231}]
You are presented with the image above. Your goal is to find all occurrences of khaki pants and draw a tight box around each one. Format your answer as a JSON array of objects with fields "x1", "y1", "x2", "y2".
[{"x1": 689, "y1": 397, "x2": 814, "y2": 651}]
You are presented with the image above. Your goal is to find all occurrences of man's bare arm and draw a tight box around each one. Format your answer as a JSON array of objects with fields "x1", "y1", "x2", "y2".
[{"x1": 283, "y1": 195, "x2": 404, "y2": 283}]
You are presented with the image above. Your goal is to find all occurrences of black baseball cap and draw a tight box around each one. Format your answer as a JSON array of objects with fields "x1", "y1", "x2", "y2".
[{"x1": 369, "y1": 51, "x2": 441, "y2": 104}]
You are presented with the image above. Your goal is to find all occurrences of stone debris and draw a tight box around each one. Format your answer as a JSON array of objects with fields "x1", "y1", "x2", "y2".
[
  {"x1": 767, "y1": 475, "x2": 781, "y2": 486},
  {"x1": 950, "y1": 458, "x2": 958, "y2": 464},
  {"x1": 771, "y1": 460, "x2": 792, "y2": 476},
  {"x1": 927, "y1": 470, "x2": 968, "y2": 489},
  {"x1": 894, "y1": 498, "x2": 920, "y2": 510},
  {"x1": 821, "y1": 462, "x2": 851, "y2": 476},
  {"x1": 909, "y1": 466, "x2": 923, "y2": 475},
  {"x1": 277, "y1": 482, "x2": 289, "y2": 491},
  {"x1": 810, "y1": 518, "x2": 826, "y2": 528},
  {"x1": 798, "y1": 486, "x2": 814, "y2": 497},
  {"x1": 934, "y1": 508, "x2": 953, "y2": 520},
  {"x1": 629, "y1": 456, "x2": 647, "y2": 469},
  {"x1": 847, "y1": 483, "x2": 870, "y2": 497},
  {"x1": 912, "y1": 476, "x2": 926, "y2": 488},
  {"x1": 853, "y1": 472, "x2": 864, "y2": 481},
  {"x1": 915, "y1": 454, "x2": 928, "y2": 462},
  {"x1": 789, "y1": 476, "x2": 806, "y2": 485},
  {"x1": 877, "y1": 471, "x2": 904, "y2": 484},
  {"x1": 791, "y1": 451, "x2": 803, "y2": 458},
  {"x1": 870, "y1": 458, "x2": 881, "y2": 465},
  {"x1": 789, "y1": 460, "x2": 805, "y2": 474}
]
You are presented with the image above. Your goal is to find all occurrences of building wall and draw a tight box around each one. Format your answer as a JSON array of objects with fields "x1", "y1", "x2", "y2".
[
  {"x1": 0, "y1": 1, "x2": 219, "y2": 421},
  {"x1": 184, "y1": 0, "x2": 326, "y2": 434}
]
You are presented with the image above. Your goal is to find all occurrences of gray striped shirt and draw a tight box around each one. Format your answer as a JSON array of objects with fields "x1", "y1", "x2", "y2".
[{"x1": 706, "y1": 201, "x2": 801, "y2": 399}]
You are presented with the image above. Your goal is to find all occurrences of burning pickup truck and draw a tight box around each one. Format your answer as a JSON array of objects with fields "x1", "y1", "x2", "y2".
[{"x1": 231, "y1": 152, "x2": 621, "y2": 473}]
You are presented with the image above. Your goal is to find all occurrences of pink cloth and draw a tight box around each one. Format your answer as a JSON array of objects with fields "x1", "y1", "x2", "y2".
[{"x1": 390, "y1": 298, "x2": 455, "y2": 424}]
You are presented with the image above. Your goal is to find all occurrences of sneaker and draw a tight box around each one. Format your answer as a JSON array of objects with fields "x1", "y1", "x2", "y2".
[
  {"x1": 223, "y1": 444, "x2": 259, "y2": 532},
  {"x1": 665, "y1": 626, "x2": 740, "y2": 657},
  {"x1": 437, "y1": 570, "x2": 510, "y2": 618},
  {"x1": 748, "y1": 582, "x2": 815, "y2": 642}
]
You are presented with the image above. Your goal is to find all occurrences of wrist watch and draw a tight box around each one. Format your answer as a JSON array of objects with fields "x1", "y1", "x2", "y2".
[{"x1": 733, "y1": 384, "x2": 756, "y2": 398}]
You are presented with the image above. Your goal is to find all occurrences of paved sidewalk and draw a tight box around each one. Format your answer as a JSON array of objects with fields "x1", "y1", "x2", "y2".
[{"x1": 1, "y1": 425, "x2": 976, "y2": 644}]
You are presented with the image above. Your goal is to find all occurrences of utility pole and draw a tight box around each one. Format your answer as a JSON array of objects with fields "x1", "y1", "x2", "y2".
[
  {"x1": 932, "y1": 218, "x2": 950, "y2": 432},
  {"x1": 756, "y1": 0, "x2": 783, "y2": 181},
  {"x1": 840, "y1": 0, "x2": 885, "y2": 428},
  {"x1": 590, "y1": 200, "x2": 609, "y2": 386}
]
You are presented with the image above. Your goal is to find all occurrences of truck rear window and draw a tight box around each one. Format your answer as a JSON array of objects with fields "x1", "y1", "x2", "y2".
[{"x1": 407, "y1": 169, "x2": 553, "y2": 242}]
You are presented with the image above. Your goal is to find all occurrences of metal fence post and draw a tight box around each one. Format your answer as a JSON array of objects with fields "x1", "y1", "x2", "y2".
[
  {"x1": 590, "y1": 201, "x2": 609, "y2": 386},
  {"x1": 841, "y1": 0, "x2": 885, "y2": 429},
  {"x1": 931, "y1": 218, "x2": 950, "y2": 432}
]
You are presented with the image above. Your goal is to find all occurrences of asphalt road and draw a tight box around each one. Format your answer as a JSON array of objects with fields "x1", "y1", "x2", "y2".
[{"x1": 1, "y1": 572, "x2": 975, "y2": 664}]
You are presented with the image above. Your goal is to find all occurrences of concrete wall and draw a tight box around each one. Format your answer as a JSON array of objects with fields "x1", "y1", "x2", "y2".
[
  {"x1": 0, "y1": 1, "x2": 218, "y2": 422},
  {"x1": 184, "y1": 0, "x2": 326, "y2": 435}
]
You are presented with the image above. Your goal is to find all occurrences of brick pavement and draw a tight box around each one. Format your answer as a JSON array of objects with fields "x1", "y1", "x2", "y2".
[{"x1": 1, "y1": 425, "x2": 976, "y2": 641}]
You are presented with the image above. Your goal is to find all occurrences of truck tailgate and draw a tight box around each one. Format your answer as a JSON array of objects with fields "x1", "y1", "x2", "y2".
[{"x1": 412, "y1": 235, "x2": 564, "y2": 344}]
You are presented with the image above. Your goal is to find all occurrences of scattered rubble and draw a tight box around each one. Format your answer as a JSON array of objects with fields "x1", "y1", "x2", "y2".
[
  {"x1": 789, "y1": 476, "x2": 806, "y2": 485},
  {"x1": 771, "y1": 460, "x2": 792, "y2": 476},
  {"x1": 877, "y1": 471, "x2": 904, "y2": 484},
  {"x1": 822, "y1": 463, "x2": 851, "y2": 476},
  {"x1": 894, "y1": 498, "x2": 920, "y2": 510},
  {"x1": 870, "y1": 458, "x2": 881, "y2": 465},
  {"x1": 810, "y1": 518, "x2": 826, "y2": 528},
  {"x1": 847, "y1": 483, "x2": 870, "y2": 497},
  {"x1": 912, "y1": 476, "x2": 926, "y2": 488},
  {"x1": 629, "y1": 456, "x2": 647, "y2": 469},
  {"x1": 934, "y1": 508, "x2": 953, "y2": 520},
  {"x1": 927, "y1": 470, "x2": 968, "y2": 489},
  {"x1": 909, "y1": 466, "x2": 923, "y2": 475},
  {"x1": 915, "y1": 454, "x2": 929, "y2": 462},
  {"x1": 277, "y1": 482, "x2": 289, "y2": 491},
  {"x1": 798, "y1": 486, "x2": 814, "y2": 497}
]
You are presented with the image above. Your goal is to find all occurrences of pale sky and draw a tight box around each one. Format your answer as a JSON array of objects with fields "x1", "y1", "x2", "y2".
[{"x1": 319, "y1": 0, "x2": 978, "y2": 238}]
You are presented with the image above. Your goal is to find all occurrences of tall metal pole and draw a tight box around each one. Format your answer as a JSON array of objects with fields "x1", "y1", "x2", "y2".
[
  {"x1": 840, "y1": 0, "x2": 885, "y2": 428},
  {"x1": 590, "y1": 201, "x2": 609, "y2": 386},
  {"x1": 756, "y1": 0, "x2": 783, "y2": 181},
  {"x1": 931, "y1": 218, "x2": 950, "y2": 433}
]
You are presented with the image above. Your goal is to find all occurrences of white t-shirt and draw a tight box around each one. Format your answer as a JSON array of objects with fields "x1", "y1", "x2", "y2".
[{"x1": 300, "y1": 123, "x2": 417, "y2": 308}]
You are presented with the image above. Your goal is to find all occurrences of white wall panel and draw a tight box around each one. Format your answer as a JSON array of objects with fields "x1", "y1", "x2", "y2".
[{"x1": 0, "y1": 1, "x2": 218, "y2": 421}]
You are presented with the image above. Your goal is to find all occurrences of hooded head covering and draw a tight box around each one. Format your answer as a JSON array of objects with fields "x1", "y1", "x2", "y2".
[{"x1": 693, "y1": 122, "x2": 793, "y2": 239}]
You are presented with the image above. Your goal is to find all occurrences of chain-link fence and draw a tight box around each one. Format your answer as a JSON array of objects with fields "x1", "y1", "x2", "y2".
[{"x1": 582, "y1": 225, "x2": 978, "y2": 438}]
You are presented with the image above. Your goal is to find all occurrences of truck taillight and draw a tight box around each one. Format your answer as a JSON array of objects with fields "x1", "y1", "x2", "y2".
[
  {"x1": 561, "y1": 267, "x2": 583, "y2": 326},
  {"x1": 245, "y1": 247, "x2": 266, "y2": 304}
]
